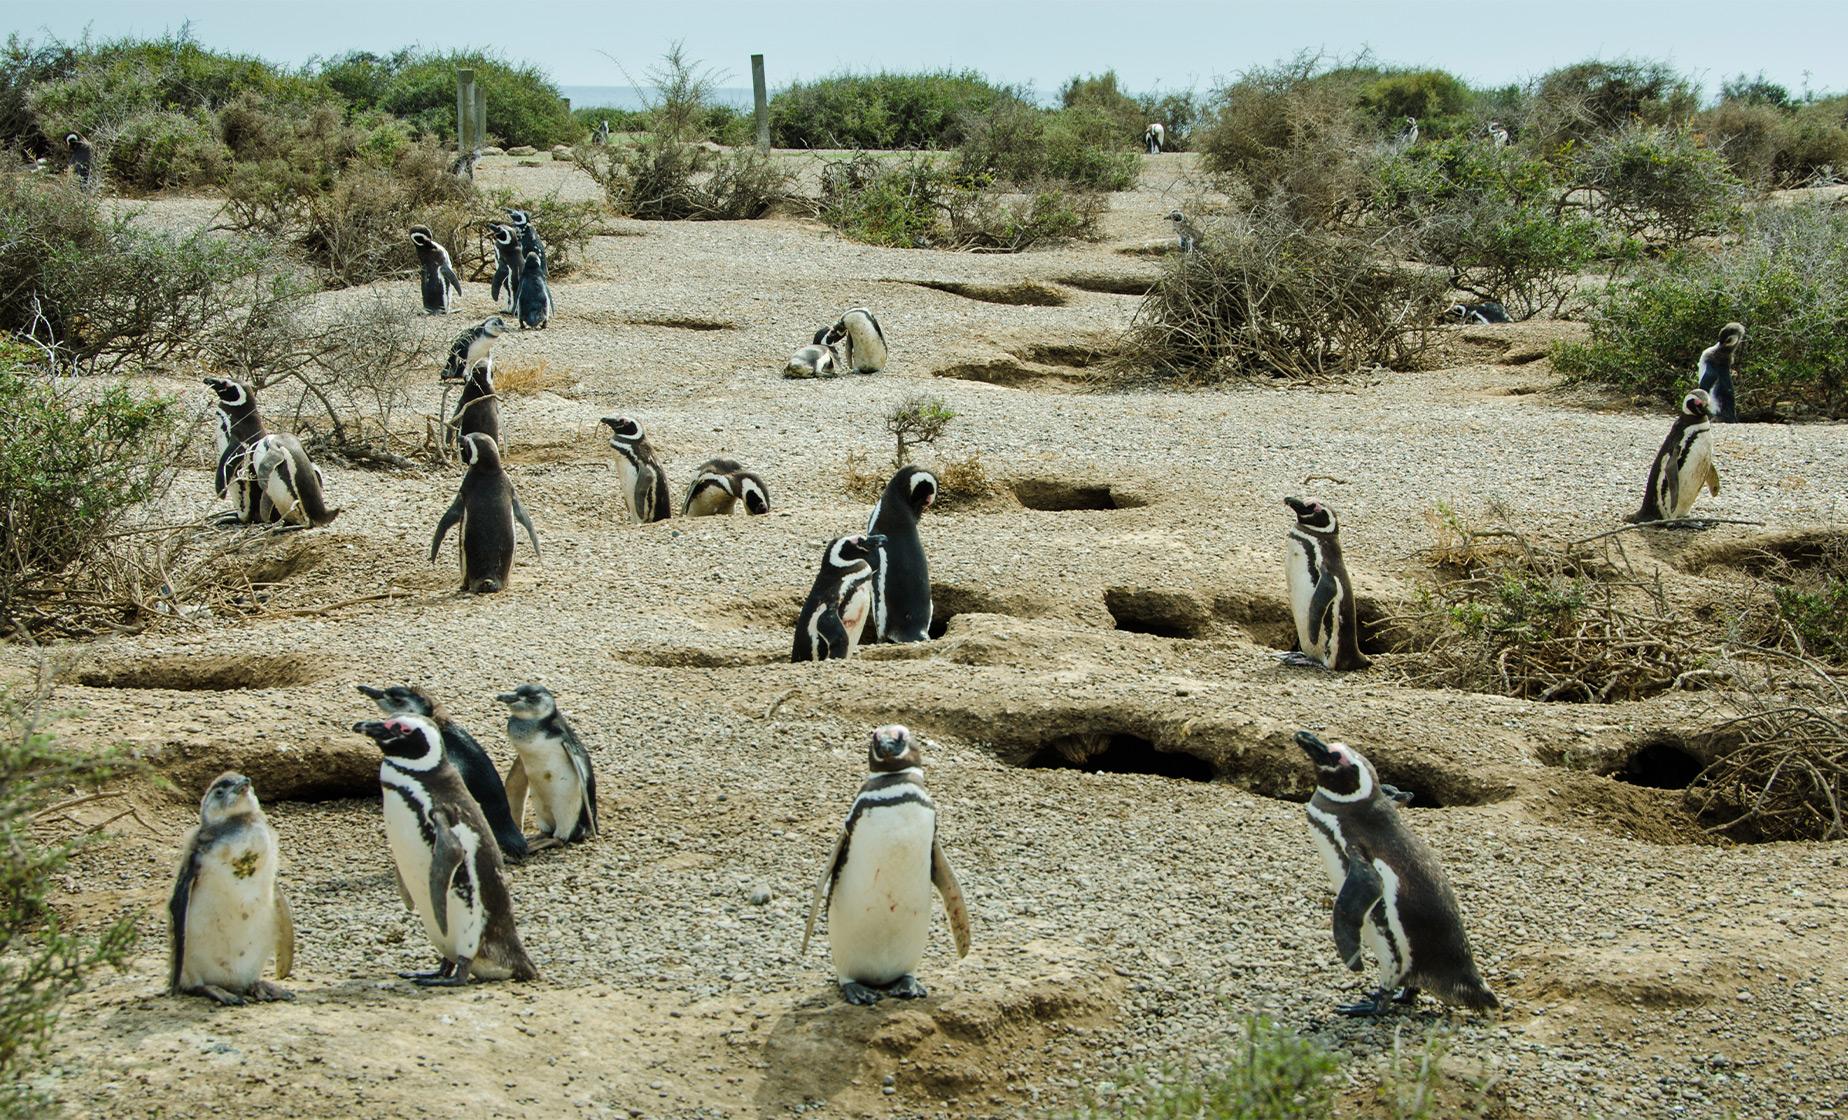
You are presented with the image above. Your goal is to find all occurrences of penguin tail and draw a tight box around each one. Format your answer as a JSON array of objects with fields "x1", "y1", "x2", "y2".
[
  {"x1": 310, "y1": 506, "x2": 341, "y2": 527},
  {"x1": 1441, "y1": 974, "x2": 1500, "y2": 1012},
  {"x1": 471, "y1": 578, "x2": 504, "y2": 594}
]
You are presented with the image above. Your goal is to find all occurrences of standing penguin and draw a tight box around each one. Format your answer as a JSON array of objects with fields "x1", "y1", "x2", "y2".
[
  {"x1": 441, "y1": 315, "x2": 508, "y2": 382},
  {"x1": 507, "y1": 208, "x2": 547, "y2": 274},
  {"x1": 802, "y1": 724, "x2": 971, "y2": 1005},
  {"x1": 358, "y1": 684, "x2": 528, "y2": 863},
  {"x1": 352, "y1": 717, "x2": 538, "y2": 985},
  {"x1": 1281, "y1": 496, "x2": 1371, "y2": 671},
  {"x1": 1165, "y1": 209, "x2": 1202, "y2": 253},
  {"x1": 249, "y1": 433, "x2": 340, "y2": 528},
  {"x1": 409, "y1": 226, "x2": 462, "y2": 315},
  {"x1": 515, "y1": 249, "x2": 552, "y2": 329},
  {"x1": 489, "y1": 225, "x2": 523, "y2": 313},
  {"x1": 65, "y1": 131, "x2": 93, "y2": 187},
  {"x1": 792, "y1": 533, "x2": 884, "y2": 662},
  {"x1": 168, "y1": 772, "x2": 295, "y2": 1005},
  {"x1": 1628, "y1": 389, "x2": 1721, "y2": 524},
  {"x1": 1697, "y1": 322, "x2": 1745, "y2": 423},
  {"x1": 825, "y1": 308, "x2": 888, "y2": 374},
  {"x1": 204, "y1": 376, "x2": 268, "y2": 504},
  {"x1": 1296, "y1": 730, "x2": 1498, "y2": 1016},
  {"x1": 785, "y1": 327, "x2": 842, "y2": 379},
  {"x1": 1144, "y1": 122, "x2": 1166, "y2": 155},
  {"x1": 445, "y1": 360, "x2": 502, "y2": 453},
  {"x1": 1487, "y1": 121, "x2": 1511, "y2": 147},
  {"x1": 430, "y1": 432, "x2": 542, "y2": 593},
  {"x1": 865, "y1": 466, "x2": 937, "y2": 644},
  {"x1": 1399, "y1": 116, "x2": 1419, "y2": 147},
  {"x1": 683, "y1": 457, "x2": 771, "y2": 516},
  {"x1": 495, "y1": 683, "x2": 598, "y2": 850},
  {"x1": 600, "y1": 415, "x2": 671, "y2": 523}
]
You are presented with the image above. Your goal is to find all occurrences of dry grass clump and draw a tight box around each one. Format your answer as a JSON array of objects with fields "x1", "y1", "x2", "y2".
[
  {"x1": 840, "y1": 449, "x2": 885, "y2": 502},
  {"x1": 492, "y1": 356, "x2": 571, "y2": 397},
  {"x1": 1689, "y1": 652, "x2": 1847, "y2": 843},
  {"x1": 933, "y1": 453, "x2": 1001, "y2": 509}
]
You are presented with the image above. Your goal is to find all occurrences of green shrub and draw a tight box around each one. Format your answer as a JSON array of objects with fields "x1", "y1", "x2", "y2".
[
  {"x1": 769, "y1": 70, "x2": 1024, "y2": 149},
  {"x1": 1069, "y1": 1019, "x2": 1338, "y2": 1120},
  {"x1": 103, "y1": 107, "x2": 231, "y2": 190},
  {"x1": 1196, "y1": 56, "x2": 1373, "y2": 225},
  {"x1": 1060, "y1": 70, "x2": 1147, "y2": 145},
  {"x1": 0, "y1": 692, "x2": 138, "y2": 1117},
  {"x1": 1359, "y1": 68, "x2": 1474, "y2": 138},
  {"x1": 818, "y1": 154, "x2": 1103, "y2": 251},
  {"x1": 1553, "y1": 202, "x2": 1848, "y2": 417},
  {"x1": 1139, "y1": 89, "x2": 1201, "y2": 150},
  {"x1": 571, "y1": 105, "x2": 649, "y2": 136},
  {"x1": 1525, "y1": 59, "x2": 1699, "y2": 150},
  {"x1": 0, "y1": 35, "x2": 78, "y2": 152},
  {"x1": 1767, "y1": 98, "x2": 1848, "y2": 186},
  {"x1": 1569, "y1": 124, "x2": 1744, "y2": 244},
  {"x1": 1699, "y1": 99, "x2": 1789, "y2": 184},
  {"x1": 1774, "y1": 578, "x2": 1848, "y2": 667},
  {"x1": 957, "y1": 102, "x2": 1139, "y2": 190},
  {"x1": 319, "y1": 48, "x2": 576, "y2": 149}
]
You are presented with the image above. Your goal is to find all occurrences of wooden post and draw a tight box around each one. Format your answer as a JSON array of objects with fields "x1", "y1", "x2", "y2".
[
  {"x1": 751, "y1": 54, "x2": 770, "y2": 152},
  {"x1": 472, "y1": 84, "x2": 486, "y2": 149},
  {"x1": 456, "y1": 68, "x2": 476, "y2": 152}
]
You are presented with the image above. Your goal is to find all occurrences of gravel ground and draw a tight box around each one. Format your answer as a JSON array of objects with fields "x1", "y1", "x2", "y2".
[{"x1": 15, "y1": 154, "x2": 1848, "y2": 1120}]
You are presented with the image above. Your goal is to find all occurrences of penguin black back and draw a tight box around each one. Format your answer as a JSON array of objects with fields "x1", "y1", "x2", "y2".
[
  {"x1": 489, "y1": 224, "x2": 523, "y2": 311},
  {"x1": 792, "y1": 533, "x2": 882, "y2": 661},
  {"x1": 449, "y1": 362, "x2": 502, "y2": 452},
  {"x1": 1629, "y1": 389, "x2": 1720, "y2": 524},
  {"x1": 865, "y1": 467, "x2": 937, "y2": 643},
  {"x1": 1698, "y1": 322, "x2": 1744, "y2": 423},
  {"x1": 516, "y1": 250, "x2": 551, "y2": 329},
  {"x1": 430, "y1": 433, "x2": 542, "y2": 593},
  {"x1": 357, "y1": 684, "x2": 528, "y2": 862}
]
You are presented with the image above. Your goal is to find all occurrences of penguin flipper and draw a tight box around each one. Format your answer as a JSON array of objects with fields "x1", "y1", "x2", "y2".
[
  {"x1": 427, "y1": 816, "x2": 464, "y2": 939},
  {"x1": 430, "y1": 496, "x2": 464, "y2": 561},
  {"x1": 1706, "y1": 463, "x2": 1721, "y2": 497},
  {"x1": 167, "y1": 829, "x2": 204, "y2": 993},
  {"x1": 1307, "y1": 577, "x2": 1341, "y2": 662},
  {"x1": 1333, "y1": 860, "x2": 1384, "y2": 972},
  {"x1": 565, "y1": 732, "x2": 598, "y2": 837},
  {"x1": 511, "y1": 492, "x2": 542, "y2": 561},
  {"x1": 814, "y1": 608, "x2": 850, "y2": 661},
  {"x1": 800, "y1": 829, "x2": 849, "y2": 955},
  {"x1": 392, "y1": 864, "x2": 414, "y2": 911},
  {"x1": 272, "y1": 887, "x2": 295, "y2": 980},
  {"x1": 931, "y1": 836, "x2": 972, "y2": 959},
  {"x1": 503, "y1": 756, "x2": 529, "y2": 833},
  {"x1": 440, "y1": 261, "x2": 462, "y2": 297}
]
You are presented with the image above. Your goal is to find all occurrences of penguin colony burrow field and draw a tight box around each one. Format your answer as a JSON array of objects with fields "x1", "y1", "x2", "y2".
[{"x1": 14, "y1": 152, "x2": 1848, "y2": 1119}]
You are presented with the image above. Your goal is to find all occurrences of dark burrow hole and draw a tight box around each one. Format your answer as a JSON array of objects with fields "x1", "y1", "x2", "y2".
[
  {"x1": 1105, "y1": 588, "x2": 1209, "y2": 639},
  {"x1": 913, "y1": 280, "x2": 1069, "y2": 307},
  {"x1": 75, "y1": 654, "x2": 324, "y2": 691},
  {"x1": 1257, "y1": 597, "x2": 1401, "y2": 658},
  {"x1": 1615, "y1": 737, "x2": 1705, "y2": 790},
  {"x1": 929, "y1": 584, "x2": 1028, "y2": 638},
  {"x1": 1057, "y1": 274, "x2": 1155, "y2": 296},
  {"x1": 1685, "y1": 529, "x2": 1848, "y2": 578},
  {"x1": 1010, "y1": 478, "x2": 1148, "y2": 512},
  {"x1": 625, "y1": 316, "x2": 735, "y2": 331},
  {"x1": 1024, "y1": 734, "x2": 1215, "y2": 782}
]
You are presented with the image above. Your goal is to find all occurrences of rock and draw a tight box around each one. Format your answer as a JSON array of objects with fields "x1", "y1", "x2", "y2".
[
  {"x1": 749, "y1": 884, "x2": 772, "y2": 906},
  {"x1": 481, "y1": 146, "x2": 506, "y2": 157},
  {"x1": 507, "y1": 145, "x2": 538, "y2": 157}
]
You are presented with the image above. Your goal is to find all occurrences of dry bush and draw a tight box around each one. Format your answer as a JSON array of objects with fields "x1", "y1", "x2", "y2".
[
  {"x1": 492, "y1": 356, "x2": 571, "y2": 396},
  {"x1": 840, "y1": 449, "x2": 884, "y2": 502},
  {"x1": 1689, "y1": 651, "x2": 1847, "y2": 843},
  {"x1": 1195, "y1": 55, "x2": 1376, "y2": 227},
  {"x1": 932, "y1": 453, "x2": 1001, "y2": 510}
]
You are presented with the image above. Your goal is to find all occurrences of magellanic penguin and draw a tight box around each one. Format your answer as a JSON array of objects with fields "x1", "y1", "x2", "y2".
[
  {"x1": 683, "y1": 457, "x2": 771, "y2": 516},
  {"x1": 250, "y1": 433, "x2": 340, "y2": 527},
  {"x1": 1697, "y1": 322, "x2": 1745, "y2": 423},
  {"x1": 1282, "y1": 496, "x2": 1371, "y2": 671},
  {"x1": 600, "y1": 415, "x2": 672, "y2": 523},
  {"x1": 516, "y1": 249, "x2": 552, "y2": 329},
  {"x1": 1144, "y1": 121, "x2": 1166, "y2": 155},
  {"x1": 204, "y1": 376, "x2": 267, "y2": 503},
  {"x1": 792, "y1": 533, "x2": 884, "y2": 662},
  {"x1": 168, "y1": 772, "x2": 295, "y2": 1005},
  {"x1": 352, "y1": 717, "x2": 538, "y2": 985},
  {"x1": 446, "y1": 359, "x2": 502, "y2": 453},
  {"x1": 358, "y1": 684, "x2": 528, "y2": 863},
  {"x1": 441, "y1": 315, "x2": 508, "y2": 382},
  {"x1": 1399, "y1": 116, "x2": 1420, "y2": 147},
  {"x1": 785, "y1": 327, "x2": 841, "y2": 379},
  {"x1": 409, "y1": 225, "x2": 462, "y2": 315},
  {"x1": 803, "y1": 724, "x2": 971, "y2": 1005},
  {"x1": 66, "y1": 131, "x2": 94, "y2": 186},
  {"x1": 1296, "y1": 731, "x2": 1498, "y2": 1017},
  {"x1": 824, "y1": 308, "x2": 888, "y2": 374},
  {"x1": 430, "y1": 432, "x2": 542, "y2": 593},
  {"x1": 1628, "y1": 389, "x2": 1721, "y2": 524},
  {"x1": 1444, "y1": 301, "x2": 1511, "y2": 325},
  {"x1": 865, "y1": 466, "x2": 937, "y2": 644},
  {"x1": 1487, "y1": 121, "x2": 1511, "y2": 147},
  {"x1": 1165, "y1": 209, "x2": 1201, "y2": 253},
  {"x1": 489, "y1": 225, "x2": 523, "y2": 312},
  {"x1": 508, "y1": 208, "x2": 547, "y2": 275},
  {"x1": 495, "y1": 683, "x2": 598, "y2": 850}
]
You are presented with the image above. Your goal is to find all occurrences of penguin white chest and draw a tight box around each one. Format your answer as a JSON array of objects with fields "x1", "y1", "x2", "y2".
[
  {"x1": 838, "y1": 575, "x2": 873, "y2": 654},
  {"x1": 511, "y1": 731, "x2": 583, "y2": 838},
  {"x1": 1284, "y1": 537, "x2": 1324, "y2": 658},
  {"x1": 1670, "y1": 429, "x2": 1713, "y2": 518},
  {"x1": 181, "y1": 830, "x2": 278, "y2": 991},
  {"x1": 1304, "y1": 804, "x2": 1348, "y2": 891},
  {"x1": 380, "y1": 774, "x2": 445, "y2": 949},
  {"x1": 614, "y1": 458, "x2": 642, "y2": 522},
  {"x1": 828, "y1": 802, "x2": 936, "y2": 985}
]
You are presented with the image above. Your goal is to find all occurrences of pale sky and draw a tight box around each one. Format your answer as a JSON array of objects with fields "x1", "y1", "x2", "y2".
[{"x1": 9, "y1": 0, "x2": 1847, "y2": 99}]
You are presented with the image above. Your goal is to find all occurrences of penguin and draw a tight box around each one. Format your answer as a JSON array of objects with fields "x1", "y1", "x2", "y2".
[
  {"x1": 593, "y1": 120, "x2": 611, "y2": 146},
  {"x1": 204, "y1": 376, "x2": 267, "y2": 501},
  {"x1": 1697, "y1": 322, "x2": 1745, "y2": 423},
  {"x1": 357, "y1": 684, "x2": 528, "y2": 863},
  {"x1": 495, "y1": 683, "x2": 598, "y2": 850},
  {"x1": 1399, "y1": 116, "x2": 1419, "y2": 147},
  {"x1": 489, "y1": 225, "x2": 523, "y2": 313},
  {"x1": 1443, "y1": 301, "x2": 1511, "y2": 324},
  {"x1": 682, "y1": 457, "x2": 771, "y2": 516},
  {"x1": 446, "y1": 359, "x2": 502, "y2": 453},
  {"x1": 249, "y1": 433, "x2": 340, "y2": 528},
  {"x1": 865, "y1": 466, "x2": 937, "y2": 644},
  {"x1": 1281, "y1": 496, "x2": 1371, "y2": 671},
  {"x1": 351, "y1": 717, "x2": 538, "y2": 985},
  {"x1": 441, "y1": 315, "x2": 508, "y2": 382},
  {"x1": 785, "y1": 327, "x2": 842, "y2": 379},
  {"x1": 508, "y1": 208, "x2": 547, "y2": 274},
  {"x1": 1143, "y1": 122, "x2": 1166, "y2": 155},
  {"x1": 792, "y1": 533, "x2": 884, "y2": 662},
  {"x1": 515, "y1": 249, "x2": 552, "y2": 329},
  {"x1": 450, "y1": 148, "x2": 480, "y2": 179},
  {"x1": 1487, "y1": 121, "x2": 1511, "y2": 148},
  {"x1": 600, "y1": 415, "x2": 671, "y2": 523},
  {"x1": 1628, "y1": 389, "x2": 1721, "y2": 524},
  {"x1": 66, "y1": 131, "x2": 93, "y2": 186},
  {"x1": 1165, "y1": 209, "x2": 1201, "y2": 253},
  {"x1": 1296, "y1": 730, "x2": 1498, "y2": 1017},
  {"x1": 409, "y1": 225, "x2": 462, "y2": 315},
  {"x1": 430, "y1": 432, "x2": 542, "y2": 593},
  {"x1": 802, "y1": 724, "x2": 971, "y2": 1005},
  {"x1": 824, "y1": 308, "x2": 888, "y2": 374},
  {"x1": 168, "y1": 772, "x2": 295, "y2": 1005}
]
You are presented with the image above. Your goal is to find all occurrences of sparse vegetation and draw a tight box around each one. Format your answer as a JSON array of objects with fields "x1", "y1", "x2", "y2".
[
  {"x1": 884, "y1": 394, "x2": 956, "y2": 468},
  {"x1": 1069, "y1": 1019, "x2": 1338, "y2": 1119},
  {"x1": 956, "y1": 101, "x2": 1140, "y2": 191},
  {"x1": 769, "y1": 71, "x2": 1024, "y2": 150},
  {"x1": 818, "y1": 154, "x2": 1103, "y2": 251},
  {"x1": 1690, "y1": 651, "x2": 1848, "y2": 843}
]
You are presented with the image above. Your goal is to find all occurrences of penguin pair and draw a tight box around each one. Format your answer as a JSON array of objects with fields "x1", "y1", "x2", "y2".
[
  {"x1": 1629, "y1": 389, "x2": 1721, "y2": 524},
  {"x1": 1281, "y1": 496, "x2": 1370, "y2": 671},
  {"x1": 168, "y1": 772, "x2": 295, "y2": 1005},
  {"x1": 430, "y1": 432, "x2": 542, "y2": 593},
  {"x1": 600, "y1": 416, "x2": 772, "y2": 521},
  {"x1": 1143, "y1": 122, "x2": 1165, "y2": 155},
  {"x1": 1697, "y1": 322, "x2": 1744, "y2": 423},
  {"x1": 359, "y1": 684, "x2": 528, "y2": 862},
  {"x1": 204, "y1": 377, "x2": 338, "y2": 528},
  {"x1": 410, "y1": 226, "x2": 462, "y2": 315},
  {"x1": 1297, "y1": 731, "x2": 1497, "y2": 1017},
  {"x1": 508, "y1": 210, "x2": 552, "y2": 328},
  {"x1": 784, "y1": 308, "x2": 887, "y2": 377},
  {"x1": 803, "y1": 725, "x2": 971, "y2": 1004}
]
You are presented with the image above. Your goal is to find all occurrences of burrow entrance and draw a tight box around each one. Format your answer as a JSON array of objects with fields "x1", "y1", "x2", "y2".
[
  {"x1": 74, "y1": 654, "x2": 328, "y2": 691},
  {"x1": 1023, "y1": 733, "x2": 1215, "y2": 782},
  {"x1": 1612, "y1": 735, "x2": 1705, "y2": 790},
  {"x1": 1010, "y1": 478, "x2": 1149, "y2": 512},
  {"x1": 624, "y1": 315, "x2": 736, "y2": 331},
  {"x1": 912, "y1": 280, "x2": 1069, "y2": 307},
  {"x1": 1105, "y1": 587, "x2": 1213, "y2": 639},
  {"x1": 1057, "y1": 273, "x2": 1155, "y2": 297},
  {"x1": 929, "y1": 584, "x2": 1040, "y2": 639}
]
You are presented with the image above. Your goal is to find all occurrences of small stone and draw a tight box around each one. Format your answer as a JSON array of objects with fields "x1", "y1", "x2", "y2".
[{"x1": 748, "y1": 885, "x2": 772, "y2": 906}]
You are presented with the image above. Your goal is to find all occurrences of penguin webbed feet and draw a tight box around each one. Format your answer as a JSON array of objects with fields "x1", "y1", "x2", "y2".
[
  {"x1": 1336, "y1": 987, "x2": 1396, "y2": 1017},
  {"x1": 1275, "y1": 650, "x2": 1325, "y2": 669},
  {"x1": 886, "y1": 974, "x2": 927, "y2": 1000},
  {"x1": 397, "y1": 959, "x2": 457, "y2": 983},
  {"x1": 411, "y1": 958, "x2": 473, "y2": 987},
  {"x1": 249, "y1": 980, "x2": 296, "y2": 1002},
  {"x1": 187, "y1": 983, "x2": 248, "y2": 1006},
  {"x1": 839, "y1": 981, "x2": 885, "y2": 1005},
  {"x1": 1391, "y1": 985, "x2": 1421, "y2": 1005}
]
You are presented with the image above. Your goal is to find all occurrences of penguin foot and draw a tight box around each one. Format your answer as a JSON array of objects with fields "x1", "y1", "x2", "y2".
[
  {"x1": 397, "y1": 959, "x2": 456, "y2": 982},
  {"x1": 1274, "y1": 651, "x2": 1325, "y2": 669},
  {"x1": 249, "y1": 980, "x2": 295, "y2": 1002},
  {"x1": 190, "y1": 984, "x2": 248, "y2": 1006},
  {"x1": 1392, "y1": 985, "x2": 1421, "y2": 1005},
  {"x1": 1336, "y1": 988, "x2": 1395, "y2": 1017},
  {"x1": 524, "y1": 835, "x2": 563, "y2": 852},
  {"x1": 886, "y1": 975, "x2": 928, "y2": 1000},
  {"x1": 839, "y1": 981, "x2": 884, "y2": 1005},
  {"x1": 412, "y1": 974, "x2": 470, "y2": 987}
]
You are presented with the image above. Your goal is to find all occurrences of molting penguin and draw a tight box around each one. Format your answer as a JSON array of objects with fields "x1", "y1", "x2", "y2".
[
  {"x1": 430, "y1": 432, "x2": 542, "y2": 593},
  {"x1": 358, "y1": 684, "x2": 528, "y2": 863},
  {"x1": 792, "y1": 533, "x2": 883, "y2": 662},
  {"x1": 352, "y1": 717, "x2": 538, "y2": 984},
  {"x1": 249, "y1": 433, "x2": 340, "y2": 527},
  {"x1": 1144, "y1": 121, "x2": 1166, "y2": 155},
  {"x1": 825, "y1": 308, "x2": 888, "y2": 374},
  {"x1": 802, "y1": 724, "x2": 971, "y2": 1004},
  {"x1": 683, "y1": 457, "x2": 771, "y2": 516},
  {"x1": 495, "y1": 683, "x2": 598, "y2": 850},
  {"x1": 446, "y1": 359, "x2": 502, "y2": 453},
  {"x1": 1444, "y1": 301, "x2": 1511, "y2": 325},
  {"x1": 600, "y1": 415, "x2": 671, "y2": 523},
  {"x1": 1165, "y1": 209, "x2": 1201, "y2": 253},
  {"x1": 1628, "y1": 389, "x2": 1721, "y2": 524},
  {"x1": 489, "y1": 225, "x2": 523, "y2": 312},
  {"x1": 1697, "y1": 322, "x2": 1745, "y2": 423},
  {"x1": 865, "y1": 466, "x2": 938, "y2": 644},
  {"x1": 65, "y1": 131, "x2": 93, "y2": 186},
  {"x1": 515, "y1": 249, "x2": 552, "y2": 329},
  {"x1": 168, "y1": 772, "x2": 295, "y2": 1005},
  {"x1": 785, "y1": 327, "x2": 842, "y2": 379},
  {"x1": 442, "y1": 315, "x2": 508, "y2": 382},
  {"x1": 1487, "y1": 121, "x2": 1510, "y2": 147},
  {"x1": 1282, "y1": 496, "x2": 1371, "y2": 671},
  {"x1": 1296, "y1": 730, "x2": 1498, "y2": 1016},
  {"x1": 409, "y1": 225, "x2": 462, "y2": 315}
]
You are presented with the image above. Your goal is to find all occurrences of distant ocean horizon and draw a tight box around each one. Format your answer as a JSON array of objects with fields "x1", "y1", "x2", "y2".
[{"x1": 560, "y1": 85, "x2": 757, "y2": 111}]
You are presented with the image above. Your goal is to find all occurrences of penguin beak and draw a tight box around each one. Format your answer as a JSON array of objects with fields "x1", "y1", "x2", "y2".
[
  {"x1": 1284, "y1": 496, "x2": 1310, "y2": 516},
  {"x1": 494, "y1": 692, "x2": 520, "y2": 705},
  {"x1": 356, "y1": 684, "x2": 385, "y2": 700},
  {"x1": 863, "y1": 534, "x2": 887, "y2": 547},
  {"x1": 1295, "y1": 730, "x2": 1338, "y2": 766},
  {"x1": 351, "y1": 719, "x2": 389, "y2": 740}
]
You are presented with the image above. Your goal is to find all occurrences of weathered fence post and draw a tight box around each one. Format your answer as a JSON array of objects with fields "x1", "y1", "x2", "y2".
[
  {"x1": 472, "y1": 84, "x2": 486, "y2": 149},
  {"x1": 456, "y1": 68, "x2": 476, "y2": 151},
  {"x1": 751, "y1": 54, "x2": 770, "y2": 152}
]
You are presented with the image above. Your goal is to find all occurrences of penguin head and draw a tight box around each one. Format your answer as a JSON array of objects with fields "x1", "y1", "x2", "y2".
[
  {"x1": 199, "y1": 771, "x2": 258, "y2": 824},
  {"x1": 600, "y1": 415, "x2": 645, "y2": 450},
  {"x1": 492, "y1": 223, "x2": 516, "y2": 247},
  {"x1": 352, "y1": 717, "x2": 445, "y2": 769},
  {"x1": 811, "y1": 326, "x2": 833, "y2": 346},
  {"x1": 827, "y1": 533, "x2": 883, "y2": 569},
  {"x1": 1441, "y1": 304, "x2": 1469, "y2": 323},
  {"x1": 1718, "y1": 322, "x2": 1745, "y2": 350},
  {"x1": 739, "y1": 474, "x2": 771, "y2": 515},
  {"x1": 1294, "y1": 731, "x2": 1377, "y2": 802},
  {"x1": 65, "y1": 132, "x2": 81, "y2": 146},
  {"x1": 408, "y1": 225, "x2": 434, "y2": 248},
  {"x1": 523, "y1": 250, "x2": 542, "y2": 268},
  {"x1": 482, "y1": 316, "x2": 508, "y2": 338},
  {"x1": 1682, "y1": 389, "x2": 1714, "y2": 418},
  {"x1": 1165, "y1": 209, "x2": 1186, "y2": 224},
  {"x1": 203, "y1": 376, "x2": 252, "y2": 408},
  {"x1": 866, "y1": 724, "x2": 923, "y2": 772},
  {"x1": 1284, "y1": 496, "x2": 1338, "y2": 535},
  {"x1": 357, "y1": 683, "x2": 437, "y2": 720},
  {"x1": 1405, "y1": 116, "x2": 1417, "y2": 127},
  {"x1": 495, "y1": 683, "x2": 556, "y2": 720},
  {"x1": 884, "y1": 467, "x2": 937, "y2": 518},
  {"x1": 458, "y1": 432, "x2": 502, "y2": 469},
  {"x1": 508, "y1": 209, "x2": 530, "y2": 227}
]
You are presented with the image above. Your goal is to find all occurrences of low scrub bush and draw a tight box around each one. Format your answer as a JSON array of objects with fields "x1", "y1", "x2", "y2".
[
  {"x1": 1568, "y1": 124, "x2": 1744, "y2": 244},
  {"x1": 818, "y1": 155, "x2": 1103, "y2": 251},
  {"x1": 1060, "y1": 70, "x2": 1199, "y2": 151},
  {"x1": 1358, "y1": 68, "x2": 1474, "y2": 139},
  {"x1": 1524, "y1": 58, "x2": 1700, "y2": 150},
  {"x1": 1553, "y1": 203, "x2": 1848, "y2": 417},
  {"x1": 571, "y1": 105, "x2": 649, "y2": 136},
  {"x1": 102, "y1": 107, "x2": 231, "y2": 191},
  {"x1": 770, "y1": 70, "x2": 1024, "y2": 150},
  {"x1": 1703, "y1": 96, "x2": 1848, "y2": 188},
  {"x1": 1195, "y1": 56, "x2": 1374, "y2": 226},
  {"x1": 1069, "y1": 1018, "x2": 1337, "y2": 1119},
  {"x1": 957, "y1": 102, "x2": 1139, "y2": 191},
  {"x1": 314, "y1": 48, "x2": 576, "y2": 149}
]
